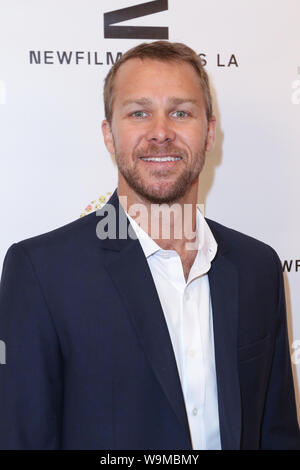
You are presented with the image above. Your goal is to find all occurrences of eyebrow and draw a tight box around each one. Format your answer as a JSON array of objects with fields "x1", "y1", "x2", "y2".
[{"x1": 122, "y1": 96, "x2": 199, "y2": 107}]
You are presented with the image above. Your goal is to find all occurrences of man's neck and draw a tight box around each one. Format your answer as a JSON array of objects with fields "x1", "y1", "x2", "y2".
[{"x1": 117, "y1": 183, "x2": 199, "y2": 258}]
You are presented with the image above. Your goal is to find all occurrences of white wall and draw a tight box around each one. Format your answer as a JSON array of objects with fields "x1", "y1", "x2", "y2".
[{"x1": 1, "y1": 0, "x2": 300, "y2": 414}]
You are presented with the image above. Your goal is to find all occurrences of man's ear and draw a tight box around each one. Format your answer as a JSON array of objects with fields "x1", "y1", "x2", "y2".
[
  {"x1": 205, "y1": 115, "x2": 216, "y2": 152},
  {"x1": 101, "y1": 120, "x2": 115, "y2": 156}
]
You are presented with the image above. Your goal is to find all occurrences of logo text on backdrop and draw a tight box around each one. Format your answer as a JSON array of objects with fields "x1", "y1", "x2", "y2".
[{"x1": 104, "y1": 0, "x2": 168, "y2": 39}]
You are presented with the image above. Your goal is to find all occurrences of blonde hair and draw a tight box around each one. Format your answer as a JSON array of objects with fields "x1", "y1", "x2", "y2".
[{"x1": 103, "y1": 41, "x2": 213, "y2": 123}]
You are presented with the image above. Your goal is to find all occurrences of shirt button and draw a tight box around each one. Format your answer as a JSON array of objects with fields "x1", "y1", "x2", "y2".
[
  {"x1": 188, "y1": 349, "x2": 195, "y2": 357},
  {"x1": 185, "y1": 292, "x2": 190, "y2": 300},
  {"x1": 192, "y1": 408, "x2": 198, "y2": 416}
]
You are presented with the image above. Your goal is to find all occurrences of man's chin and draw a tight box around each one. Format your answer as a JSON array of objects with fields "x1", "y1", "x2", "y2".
[
  {"x1": 135, "y1": 185, "x2": 187, "y2": 205},
  {"x1": 119, "y1": 170, "x2": 190, "y2": 204}
]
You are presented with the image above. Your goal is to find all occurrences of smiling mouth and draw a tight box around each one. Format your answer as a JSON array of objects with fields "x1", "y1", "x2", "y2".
[{"x1": 139, "y1": 155, "x2": 182, "y2": 162}]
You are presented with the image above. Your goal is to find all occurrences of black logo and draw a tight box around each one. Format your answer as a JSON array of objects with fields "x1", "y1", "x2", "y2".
[
  {"x1": 282, "y1": 259, "x2": 300, "y2": 273},
  {"x1": 104, "y1": 0, "x2": 168, "y2": 39}
]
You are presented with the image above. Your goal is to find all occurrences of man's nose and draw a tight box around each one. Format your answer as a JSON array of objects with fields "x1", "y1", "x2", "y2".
[{"x1": 145, "y1": 114, "x2": 176, "y2": 144}]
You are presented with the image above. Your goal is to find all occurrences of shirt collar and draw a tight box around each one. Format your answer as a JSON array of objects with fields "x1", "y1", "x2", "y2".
[{"x1": 125, "y1": 205, "x2": 218, "y2": 266}]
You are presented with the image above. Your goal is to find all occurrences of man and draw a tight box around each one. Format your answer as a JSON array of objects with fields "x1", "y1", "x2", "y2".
[{"x1": 0, "y1": 41, "x2": 299, "y2": 450}]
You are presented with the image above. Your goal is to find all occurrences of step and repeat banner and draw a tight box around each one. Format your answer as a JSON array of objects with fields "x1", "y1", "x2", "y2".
[{"x1": 0, "y1": 0, "x2": 300, "y2": 414}]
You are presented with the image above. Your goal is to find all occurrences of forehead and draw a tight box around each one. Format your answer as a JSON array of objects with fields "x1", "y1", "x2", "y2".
[{"x1": 113, "y1": 58, "x2": 204, "y2": 105}]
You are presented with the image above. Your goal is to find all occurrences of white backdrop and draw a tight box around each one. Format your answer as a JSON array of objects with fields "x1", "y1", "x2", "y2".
[{"x1": 0, "y1": 0, "x2": 299, "y2": 416}]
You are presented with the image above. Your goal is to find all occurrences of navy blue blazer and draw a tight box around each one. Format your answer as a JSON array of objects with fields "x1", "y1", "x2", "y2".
[{"x1": 0, "y1": 189, "x2": 299, "y2": 450}]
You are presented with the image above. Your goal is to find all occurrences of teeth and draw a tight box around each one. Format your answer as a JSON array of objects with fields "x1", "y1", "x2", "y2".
[{"x1": 141, "y1": 156, "x2": 181, "y2": 162}]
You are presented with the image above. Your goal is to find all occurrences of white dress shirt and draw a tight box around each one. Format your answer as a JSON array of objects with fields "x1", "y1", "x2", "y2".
[{"x1": 125, "y1": 205, "x2": 221, "y2": 450}]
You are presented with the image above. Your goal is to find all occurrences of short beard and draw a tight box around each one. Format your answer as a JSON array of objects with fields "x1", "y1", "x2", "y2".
[{"x1": 116, "y1": 151, "x2": 206, "y2": 205}]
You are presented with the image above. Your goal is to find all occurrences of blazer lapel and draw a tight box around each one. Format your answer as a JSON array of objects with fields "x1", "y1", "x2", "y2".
[
  {"x1": 207, "y1": 219, "x2": 242, "y2": 450},
  {"x1": 97, "y1": 190, "x2": 192, "y2": 447},
  {"x1": 96, "y1": 191, "x2": 241, "y2": 449}
]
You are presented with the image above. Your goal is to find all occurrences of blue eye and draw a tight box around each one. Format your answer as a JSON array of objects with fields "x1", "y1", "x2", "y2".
[
  {"x1": 132, "y1": 111, "x2": 148, "y2": 118},
  {"x1": 172, "y1": 110, "x2": 189, "y2": 118}
]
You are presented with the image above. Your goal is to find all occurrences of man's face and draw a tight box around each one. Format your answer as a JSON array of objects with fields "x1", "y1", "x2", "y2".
[{"x1": 102, "y1": 58, "x2": 216, "y2": 204}]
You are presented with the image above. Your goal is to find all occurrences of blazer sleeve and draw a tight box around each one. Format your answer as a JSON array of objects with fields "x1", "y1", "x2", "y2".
[
  {"x1": 260, "y1": 247, "x2": 300, "y2": 449},
  {"x1": 0, "y1": 243, "x2": 63, "y2": 449}
]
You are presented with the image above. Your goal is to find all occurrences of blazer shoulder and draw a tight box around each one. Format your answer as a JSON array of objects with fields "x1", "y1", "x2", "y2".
[
  {"x1": 205, "y1": 217, "x2": 280, "y2": 266},
  {"x1": 7, "y1": 210, "x2": 100, "y2": 261}
]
